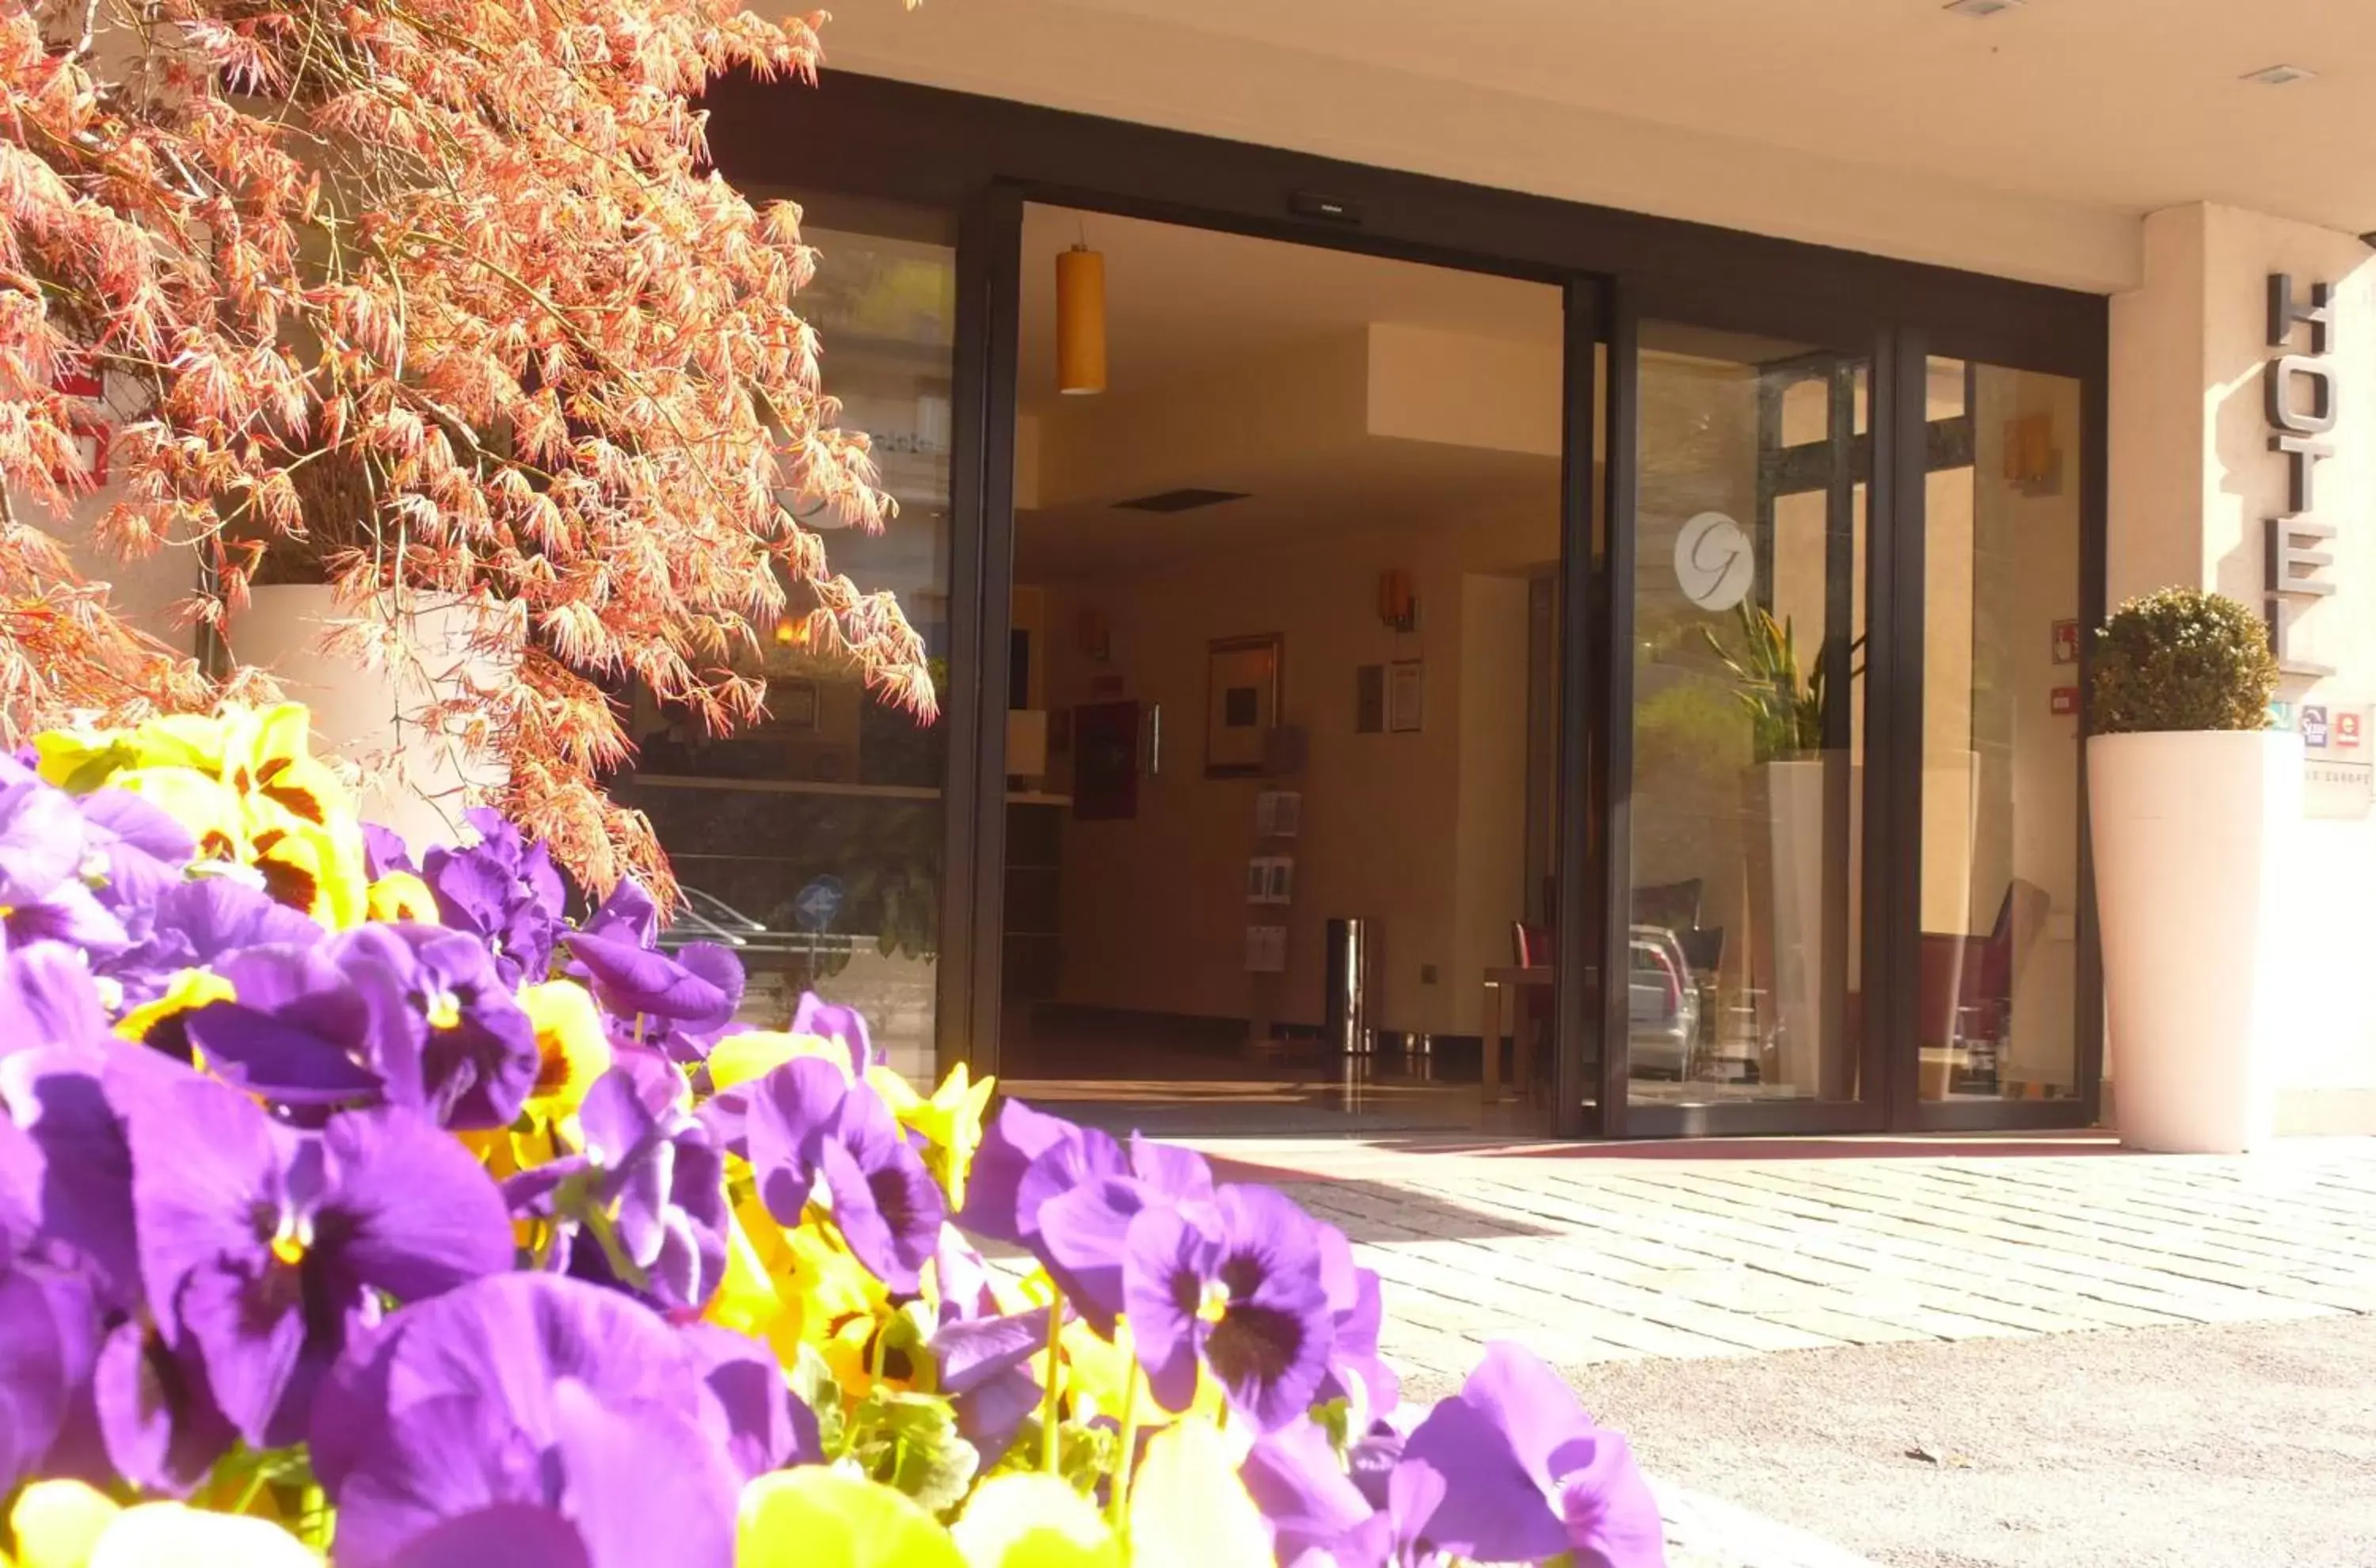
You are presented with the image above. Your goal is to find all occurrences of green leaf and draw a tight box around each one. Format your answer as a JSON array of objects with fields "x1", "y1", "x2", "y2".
[
  {"x1": 847, "y1": 1387, "x2": 981, "y2": 1515},
  {"x1": 788, "y1": 1342, "x2": 850, "y2": 1459}
]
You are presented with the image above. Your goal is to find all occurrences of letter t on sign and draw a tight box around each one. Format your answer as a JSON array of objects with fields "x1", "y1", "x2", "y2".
[{"x1": 2271, "y1": 273, "x2": 2335, "y2": 352}]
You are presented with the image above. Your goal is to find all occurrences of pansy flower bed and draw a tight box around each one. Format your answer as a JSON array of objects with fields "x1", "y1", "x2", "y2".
[{"x1": 0, "y1": 703, "x2": 1665, "y2": 1567}]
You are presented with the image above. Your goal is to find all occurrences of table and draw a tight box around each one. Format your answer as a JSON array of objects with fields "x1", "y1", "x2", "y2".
[{"x1": 1480, "y1": 965, "x2": 1553, "y2": 1102}]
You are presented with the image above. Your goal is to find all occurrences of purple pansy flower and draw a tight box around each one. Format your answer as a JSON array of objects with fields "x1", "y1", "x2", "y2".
[
  {"x1": 89, "y1": 1316, "x2": 239, "y2": 1498},
  {"x1": 681, "y1": 1323, "x2": 821, "y2": 1479},
  {"x1": 0, "y1": 1258, "x2": 100, "y2": 1497},
  {"x1": 1397, "y1": 1342, "x2": 1666, "y2": 1567},
  {"x1": 789, "y1": 991, "x2": 874, "y2": 1075},
  {"x1": 505, "y1": 1068, "x2": 729, "y2": 1313},
  {"x1": 0, "y1": 942, "x2": 113, "y2": 1060},
  {"x1": 100, "y1": 877, "x2": 325, "y2": 1018},
  {"x1": 1317, "y1": 1220, "x2": 1398, "y2": 1421},
  {"x1": 420, "y1": 808, "x2": 566, "y2": 990},
  {"x1": 362, "y1": 824, "x2": 416, "y2": 881},
  {"x1": 75, "y1": 788, "x2": 196, "y2": 911},
  {"x1": 1027, "y1": 1129, "x2": 1214, "y2": 1335},
  {"x1": 185, "y1": 921, "x2": 535, "y2": 1126},
  {"x1": 310, "y1": 1273, "x2": 741, "y2": 1568},
  {"x1": 0, "y1": 763, "x2": 125, "y2": 954},
  {"x1": 957, "y1": 1098, "x2": 1088, "y2": 1246},
  {"x1": 745, "y1": 1058, "x2": 945, "y2": 1293},
  {"x1": 564, "y1": 878, "x2": 744, "y2": 1064},
  {"x1": 182, "y1": 944, "x2": 390, "y2": 1106},
  {"x1": 363, "y1": 924, "x2": 539, "y2": 1128},
  {"x1": 929, "y1": 1305, "x2": 1057, "y2": 1466},
  {"x1": 1121, "y1": 1183, "x2": 1335, "y2": 1433},
  {"x1": 127, "y1": 1072, "x2": 514, "y2": 1446}
]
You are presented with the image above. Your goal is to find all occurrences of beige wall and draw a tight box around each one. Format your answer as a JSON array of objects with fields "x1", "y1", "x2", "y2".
[
  {"x1": 1037, "y1": 502, "x2": 1556, "y2": 1037},
  {"x1": 812, "y1": 0, "x2": 2141, "y2": 293},
  {"x1": 2110, "y1": 201, "x2": 2376, "y2": 1113}
]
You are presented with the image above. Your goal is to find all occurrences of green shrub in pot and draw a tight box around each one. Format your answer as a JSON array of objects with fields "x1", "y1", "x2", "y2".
[{"x1": 2091, "y1": 587, "x2": 2279, "y2": 734}]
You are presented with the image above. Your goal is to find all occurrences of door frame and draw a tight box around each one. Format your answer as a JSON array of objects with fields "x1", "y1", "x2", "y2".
[{"x1": 702, "y1": 68, "x2": 2108, "y2": 1137}]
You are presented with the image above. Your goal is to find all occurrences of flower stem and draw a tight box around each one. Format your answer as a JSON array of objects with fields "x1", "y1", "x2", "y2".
[
  {"x1": 1107, "y1": 1334, "x2": 1141, "y2": 1534},
  {"x1": 1038, "y1": 1293, "x2": 1065, "y2": 1475}
]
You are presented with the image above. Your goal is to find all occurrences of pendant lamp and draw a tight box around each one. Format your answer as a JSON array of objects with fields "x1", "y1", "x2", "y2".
[{"x1": 1056, "y1": 242, "x2": 1107, "y2": 396}]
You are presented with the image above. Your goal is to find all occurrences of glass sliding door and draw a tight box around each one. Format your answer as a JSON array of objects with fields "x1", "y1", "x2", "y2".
[
  {"x1": 1625, "y1": 324, "x2": 1872, "y2": 1116},
  {"x1": 611, "y1": 196, "x2": 957, "y2": 1087},
  {"x1": 1913, "y1": 358, "x2": 2084, "y2": 1108}
]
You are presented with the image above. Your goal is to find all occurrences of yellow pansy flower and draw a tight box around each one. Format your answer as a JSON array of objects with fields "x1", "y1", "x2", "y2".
[
  {"x1": 113, "y1": 767, "x2": 251, "y2": 862},
  {"x1": 737, "y1": 1467, "x2": 962, "y2": 1568},
  {"x1": 247, "y1": 809, "x2": 368, "y2": 930},
  {"x1": 710, "y1": 1029, "x2": 855, "y2": 1092},
  {"x1": 950, "y1": 1474, "x2": 1121, "y2": 1568},
  {"x1": 366, "y1": 870, "x2": 440, "y2": 923},
  {"x1": 520, "y1": 980, "x2": 614, "y2": 1118},
  {"x1": 1125, "y1": 1417, "x2": 1270, "y2": 1568},
  {"x1": 116, "y1": 967, "x2": 236, "y2": 1047},
  {"x1": 9, "y1": 1479, "x2": 117, "y2": 1568},
  {"x1": 89, "y1": 1505, "x2": 319, "y2": 1568},
  {"x1": 869, "y1": 1062, "x2": 996, "y2": 1208},
  {"x1": 221, "y1": 704, "x2": 350, "y2": 830}
]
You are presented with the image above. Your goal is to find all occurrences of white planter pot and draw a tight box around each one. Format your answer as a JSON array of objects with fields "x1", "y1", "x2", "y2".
[
  {"x1": 1749, "y1": 758, "x2": 1860, "y2": 1097},
  {"x1": 232, "y1": 585, "x2": 518, "y2": 852},
  {"x1": 2089, "y1": 729, "x2": 2302, "y2": 1154}
]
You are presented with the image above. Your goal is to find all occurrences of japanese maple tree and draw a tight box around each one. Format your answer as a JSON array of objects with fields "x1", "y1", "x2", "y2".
[{"x1": 0, "y1": 0, "x2": 933, "y2": 891}]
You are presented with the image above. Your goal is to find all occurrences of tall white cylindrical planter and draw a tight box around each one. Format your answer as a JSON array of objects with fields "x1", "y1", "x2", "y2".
[
  {"x1": 2089, "y1": 729, "x2": 2301, "y2": 1154},
  {"x1": 232, "y1": 585, "x2": 516, "y2": 852}
]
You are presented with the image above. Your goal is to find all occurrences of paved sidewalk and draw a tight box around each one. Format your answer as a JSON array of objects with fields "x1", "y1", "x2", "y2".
[{"x1": 1192, "y1": 1133, "x2": 2376, "y2": 1383}]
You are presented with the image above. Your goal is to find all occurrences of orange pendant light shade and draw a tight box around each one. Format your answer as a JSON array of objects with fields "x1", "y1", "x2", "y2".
[{"x1": 1055, "y1": 244, "x2": 1107, "y2": 396}]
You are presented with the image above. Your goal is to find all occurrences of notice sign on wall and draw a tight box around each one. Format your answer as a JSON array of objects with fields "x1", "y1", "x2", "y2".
[{"x1": 2296, "y1": 700, "x2": 2374, "y2": 820}]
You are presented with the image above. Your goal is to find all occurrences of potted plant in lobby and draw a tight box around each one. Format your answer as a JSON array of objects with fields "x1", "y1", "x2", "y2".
[
  {"x1": 1704, "y1": 603, "x2": 1860, "y2": 1096},
  {"x1": 2089, "y1": 587, "x2": 2290, "y2": 1153}
]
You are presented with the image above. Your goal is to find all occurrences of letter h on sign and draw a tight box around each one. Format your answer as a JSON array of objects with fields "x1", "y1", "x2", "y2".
[{"x1": 2265, "y1": 274, "x2": 2340, "y2": 678}]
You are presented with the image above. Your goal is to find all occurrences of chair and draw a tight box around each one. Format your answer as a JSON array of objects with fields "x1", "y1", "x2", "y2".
[
  {"x1": 1917, "y1": 878, "x2": 2050, "y2": 1090},
  {"x1": 1507, "y1": 921, "x2": 1555, "y2": 1094}
]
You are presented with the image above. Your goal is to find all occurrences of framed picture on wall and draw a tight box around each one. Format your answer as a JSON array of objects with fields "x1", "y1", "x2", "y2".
[
  {"x1": 1386, "y1": 659, "x2": 1424, "y2": 733},
  {"x1": 1206, "y1": 634, "x2": 1283, "y2": 776}
]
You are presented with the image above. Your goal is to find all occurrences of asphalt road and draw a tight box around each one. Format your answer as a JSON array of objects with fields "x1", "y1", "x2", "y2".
[{"x1": 1415, "y1": 1315, "x2": 2376, "y2": 1568}]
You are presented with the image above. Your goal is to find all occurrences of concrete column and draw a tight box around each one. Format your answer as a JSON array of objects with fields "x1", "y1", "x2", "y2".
[{"x1": 2108, "y1": 203, "x2": 2376, "y2": 1131}]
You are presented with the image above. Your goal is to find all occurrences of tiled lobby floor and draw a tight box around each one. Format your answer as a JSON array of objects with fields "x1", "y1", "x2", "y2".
[{"x1": 1181, "y1": 1133, "x2": 2376, "y2": 1380}]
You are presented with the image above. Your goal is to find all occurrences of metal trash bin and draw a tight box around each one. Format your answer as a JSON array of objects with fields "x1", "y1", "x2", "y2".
[{"x1": 1323, "y1": 917, "x2": 1373, "y2": 1056}]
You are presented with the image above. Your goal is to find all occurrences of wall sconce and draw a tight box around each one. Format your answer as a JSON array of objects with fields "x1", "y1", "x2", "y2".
[
  {"x1": 1056, "y1": 243, "x2": 1107, "y2": 396},
  {"x1": 2003, "y1": 413, "x2": 2059, "y2": 493},
  {"x1": 1377, "y1": 569, "x2": 1417, "y2": 633}
]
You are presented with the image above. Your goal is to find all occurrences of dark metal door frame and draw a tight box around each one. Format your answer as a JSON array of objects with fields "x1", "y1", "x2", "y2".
[
  {"x1": 706, "y1": 69, "x2": 2110, "y2": 1136},
  {"x1": 952, "y1": 184, "x2": 1611, "y2": 1130}
]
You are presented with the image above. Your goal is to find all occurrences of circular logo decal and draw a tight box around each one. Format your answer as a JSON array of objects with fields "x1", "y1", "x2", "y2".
[{"x1": 1674, "y1": 512, "x2": 1753, "y2": 612}]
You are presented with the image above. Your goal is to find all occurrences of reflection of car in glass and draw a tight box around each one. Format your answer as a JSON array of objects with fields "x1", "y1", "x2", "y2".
[
  {"x1": 1628, "y1": 924, "x2": 1700, "y2": 1079},
  {"x1": 657, "y1": 888, "x2": 810, "y2": 955},
  {"x1": 660, "y1": 887, "x2": 768, "y2": 948}
]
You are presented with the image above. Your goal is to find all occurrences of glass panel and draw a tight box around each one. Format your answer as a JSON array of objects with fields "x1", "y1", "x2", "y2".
[
  {"x1": 1629, "y1": 325, "x2": 1870, "y2": 1107},
  {"x1": 1003, "y1": 204, "x2": 1569, "y2": 1136},
  {"x1": 1917, "y1": 359, "x2": 2083, "y2": 1103},
  {"x1": 611, "y1": 199, "x2": 954, "y2": 1086}
]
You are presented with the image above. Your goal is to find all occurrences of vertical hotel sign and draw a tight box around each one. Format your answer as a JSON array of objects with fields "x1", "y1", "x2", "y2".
[{"x1": 2265, "y1": 273, "x2": 2339, "y2": 676}]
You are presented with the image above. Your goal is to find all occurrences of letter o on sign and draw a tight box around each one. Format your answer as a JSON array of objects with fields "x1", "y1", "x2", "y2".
[{"x1": 1675, "y1": 512, "x2": 1753, "y2": 612}]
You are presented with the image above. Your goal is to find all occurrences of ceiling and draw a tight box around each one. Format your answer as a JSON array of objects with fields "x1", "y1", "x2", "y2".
[
  {"x1": 802, "y1": 0, "x2": 2376, "y2": 291},
  {"x1": 1016, "y1": 204, "x2": 1559, "y2": 414},
  {"x1": 1013, "y1": 207, "x2": 1561, "y2": 576}
]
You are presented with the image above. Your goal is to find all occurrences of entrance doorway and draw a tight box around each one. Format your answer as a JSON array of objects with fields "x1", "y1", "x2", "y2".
[{"x1": 992, "y1": 207, "x2": 1574, "y2": 1137}]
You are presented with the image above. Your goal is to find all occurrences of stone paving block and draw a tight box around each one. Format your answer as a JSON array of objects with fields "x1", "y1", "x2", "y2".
[
  {"x1": 1222, "y1": 1137, "x2": 2376, "y2": 1373},
  {"x1": 1755, "y1": 1308, "x2": 1940, "y2": 1345}
]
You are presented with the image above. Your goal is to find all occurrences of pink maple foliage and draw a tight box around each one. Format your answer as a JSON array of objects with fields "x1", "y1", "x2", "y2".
[{"x1": 0, "y1": 0, "x2": 933, "y2": 894}]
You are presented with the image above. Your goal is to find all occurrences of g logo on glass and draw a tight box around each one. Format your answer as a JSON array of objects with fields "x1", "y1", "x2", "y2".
[{"x1": 1674, "y1": 512, "x2": 1753, "y2": 612}]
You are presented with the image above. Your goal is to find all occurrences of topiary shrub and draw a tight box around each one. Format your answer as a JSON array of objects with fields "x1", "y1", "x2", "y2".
[{"x1": 2092, "y1": 588, "x2": 2279, "y2": 734}]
